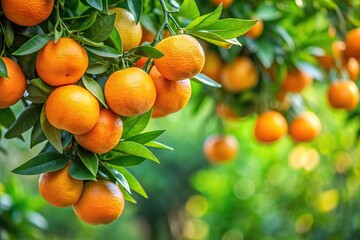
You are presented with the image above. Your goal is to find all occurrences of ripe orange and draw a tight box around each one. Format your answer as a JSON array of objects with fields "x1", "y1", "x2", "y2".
[
  {"x1": 317, "y1": 41, "x2": 346, "y2": 70},
  {"x1": 201, "y1": 51, "x2": 223, "y2": 81},
  {"x1": 151, "y1": 108, "x2": 169, "y2": 118},
  {"x1": 141, "y1": 27, "x2": 155, "y2": 44},
  {"x1": 110, "y1": 8, "x2": 142, "y2": 51},
  {"x1": 290, "y1": 112, "x2": 321, "y2": 142},
  {"x1": 254, "y1": 111, "x2": 288, "y2": 143},
  {"x1": 221, "y1": 56, "x2": 259, "y2": 92},
  {"x1": 203, "y1": 134, "x2": 239, "y2": 163},
  {"x1": 46, "y1": 85, "x2": 100, "y2": 134},
  {"x1": 73, "y1": 179, "x2": 124, "y2": 225},
  {"x1": 36, "y1": 38, "x2": 88, "y2": 86},
  {"x1": 1, "y1": 0, "x2": 54, "y2": 26},
  {"x1": 328, "y1": 80, "x2": 359, "y2": 110},
  {"x1": 245, "y1": 19, "x2": 264, "y2": 39},
  {"x1": 104, "y1": 67, "x2": 156, "y2": 117},
  {"x1": 281, "y1": 69, "x2": 312, "y2": 92},
  {"x1": 347, "y1": 57, "x2": 359, "y2": 81},
  {"x1": 149, "y1": 67, "x2": 191, "y2": 116},
  {"x1": 0, "y1": 57, "x2": 27, "y2": 108},
  {"x1": 38, "y1": 163, "x2": 83, "y2": 207},
  {"x1": 135, "y1": 57, "x2": 148, "y2": 68},
  {"x1": 345, "y1": 28, "x2": 360, "y2": 59},
  {"x1": 154, "y1": 35, "x2": 205, "y2": 81},
  {"x1": 216, "y1": 103, "x2": 240, "y2": 120},
  {"x1": 212, "y1": 0, "x2": 233, "y2": 9},
  {"x1": 75, "y1": 108, "x2": 123, "y2": 154}
]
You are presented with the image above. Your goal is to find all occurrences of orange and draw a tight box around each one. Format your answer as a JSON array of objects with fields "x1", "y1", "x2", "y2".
[
  {"x1": 201, "y1": 51, "x2": 223, "y2": 81},
  {"x1": 245, "y1": 19, "x2": 264, "y2": 39},
  {"x1": 1, "y1": 0, "x2": 54, "y2": 26},
  {"x1": 75, "y1": 108, "x2": 123, "y2": 154},
  {"x1": 216, "y1": 103, "x2": 240, "y2": 120},
  {"x1": 345, "y1": 28, "x2": 360, "y2": 59},
  {"x1": 73, "y1": 179, "x2": 124, "y2": 225},
  {"x1": 110, "y1": 8, "x2": 142, "y2": 51},
  {"x1": 317, "y1": 41, "x2": 346, "y2": 70},
  {"x1": 328, "y1": 80, "x2": 359, "y2": 110},
  {"x1": 203, "y1": 134, "x2": 239, "y2": 163},
  {"x1": 135, "y1": 57, "x2": 148, "y2": 68},
  {"x1": 281, "y1": 69, "x2": 312, "y2": 92},
  {"x1": 275, "y1": 90, "x2": 291, "y2": 111},
  {"x1": 254, "y1": 111, "x2": 288, "y2": 143},
  {"x1": 347, "y1": 57, "x2": 359, "y2": 81},
  {"x1": 221, "y1": 56, "x2": 259, "y2": 92},
  {"x1": 36, "y1": 38, "x2": 88, "y2": 86},
  {"x1": 104, "y1": 67, "x2": 156, "y2": 117},
  {"x1": 212, "y1": 0, "x2": 233, "y2": 9},
  {"x1": 46, "y1": 85, "x2": 100, "y2": 134},
  {"x1": 290, "y1": 112, "x2": 321, "y2": 142},
  {"x1": 152, "y1": 108, "x2": 169, "y2": 118},
  {"x1": 38, "y1": 163, "x2": 83, "y2": 207},
  {"x1": 154, "y1": 35, "x2": 205, "y2": 81},
  {"x1": 0, "y1": 57, "x2": 26, "y2": 108},
  {"x1": 149, "y1": 67, "x2": 191, "y2": 116},
  {"x1": 141, "y1": 27, "x2": 155, "y2": 43}
]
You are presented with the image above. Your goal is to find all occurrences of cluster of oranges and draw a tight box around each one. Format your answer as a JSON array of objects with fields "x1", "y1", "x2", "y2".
[
  {"x1": 202, "y1": 18, "x2": 360, "y2": 164},
  {"x1": 0, "y1": 1, "x2": 207, "y2": 224}
]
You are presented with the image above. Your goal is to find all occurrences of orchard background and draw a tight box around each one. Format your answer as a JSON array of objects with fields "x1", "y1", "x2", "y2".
[{"x1": 2, "y1": 0, "x2": 360, "y2": 239}]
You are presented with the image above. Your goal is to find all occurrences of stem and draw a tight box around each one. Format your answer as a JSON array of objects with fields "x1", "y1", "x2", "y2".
[{"x1": 153, "y1": 0, "x2": 177, "y2": 44}]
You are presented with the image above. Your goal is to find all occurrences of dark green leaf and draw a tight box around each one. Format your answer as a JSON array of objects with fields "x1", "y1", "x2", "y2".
[
  {"x1": 30, "y1": 78, "x2": 54, "y2": 95},
  {"x1": 5, "y1": 104, "x2": 42, "y2": 139},
  {"x1": 30, "y1": 119, "x2": 46, "y2": 148},
  {"x1": 84, "y1": 45, "x2": 121, "y2": 58},
  {"x1": 69, "y1": 158, "x2": 96, "y2": 180},
  {"x1": 77, "y1": 147, "x2": 99, "y2": 176},
  {"x1": 0, "y1": 58, "x2": 8, "y2": 78},
  {"x1": 114, "y1": 167, "x2": 147, "y2": 198},
  {"x1": 108, "y1": 27, "x2": 122, "y2": 52},
  {"x1": 26, "y1": 85, "x2": 48, "y2": 103},
  {"x1": 82, "y1": 76, "x2": 108, "y2": 107},
  {"x1": 71, "y1": 34, "x2": 105, "y2": 47},
  {"x1": 2, "y1": 19, "x2": 14, "y2": 47},
  {"x1": 84, "y1": 14, "x2": 115, "y2": 42},
  {"x1": 255, "y1": 38, "x2": 275, "y2": 68},
  {"x1": 186, "y1": 4, "x2": 222, "y2": 30},
  {"x1": 12, "y1": 34, "x2": 53, "y2": 56},
  {"x1": 78, "y1": 12, "x2": 98, "y2": 32},
  {"x1": 191, "y1": 73, "x2": 222, "y2": 88},
  {"x1": 12, "y1": 152, "x2": 68, "y2": 175},
  {"x1": 113, "y1": 141, "x2": 159, "y2": 163},
  {"x1": 107, "y1": 155, "x2": 145, "y2": 166},
  {"x1": 122, "y1": 110, "x2": 151, "y2": 138},
  {"x1": 174, "y1": 0, "x2": 200, "y2": 20},
  {"x1": 133, "y1": 45, "x2": 164, "y2": 59},
  {"x1": 145, "y1": 141, "x2": 174, "y2": 151},
  {"x1": 0, "y1": 108, "x2": 16, "y2": 129},
  {"x1": 127, "y1": 0, "x2": 143, "y2": 24},
  {"x1": 86, "y1": 62, "x2": 111, "y2": 74},
  {"x1": 126, "y1": 130, "x2": 165, "y2": 144},
  {"x1": 112, "y1": 169, "x2": 131, "y2": 193},
  {"x1": 86, "y1": 0, "x2": 103, "y2": 10},
  {"x1": 40, "y1": 105, "x2": 63, "y2": 153}
]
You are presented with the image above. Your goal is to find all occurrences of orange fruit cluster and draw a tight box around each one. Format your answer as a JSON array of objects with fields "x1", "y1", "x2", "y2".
[{"x1": 38, "y1": 164, "x2": 124, "y2": 225}]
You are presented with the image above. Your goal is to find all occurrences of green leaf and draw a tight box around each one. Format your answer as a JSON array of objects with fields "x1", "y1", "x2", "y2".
[
  {"x1": 78, "y1": 12, "x2": 98, "y2": 32},
  {"x1": 126, "y1": 130, "x2": 165, "y2": 144},
  {"x1": 112, "y1": 166, "x2": 148, "y2": 198},
  {"x1": 122, "y1": 187, "x2": 137, "y2": 203},
  {"x1": 0, "y1": 58, "x2": 8, "y2": 78},
  {"x1": 26, "y1": 85, "x2": 48, "y2": 103},
  {"x1": 12, "y1": 152, "x2": 68, "y2": 175},
  {"x1": 190, "y1": 19, "x2": 257, "y2": 39},
  {"x1": 77, "y1": 147, "x2": 99, "y2": 176},
  {"x1": 113, "y1": 141, "x2": 160, "y2": 163},
  {"x1": 69, "y1": 158, "x2": 96, "y2": 180},
  {"x1": 86, "y1": 62, "x2": 111, "y2": 74},
  {"x1": 189, "y1": 31, "x2": 240, "y2": 48},
  {"x1": 5, "y1": 104, "x2": 42, "y2": 139},
  {"x1": 1, "y1": 19, "x2": 14, "y2": 47},
  {"x1": 127, "y1": 0, "x2": 143, "y2": 24},
  {"x1": 0, "y1": 108, "x2": 16, "y2": 129},
  {"x1": 40, "y1": 105, "x2": 63, "y2": 153},
  {"x1": 122, "y1": 110, "x2": 151, "y2": 138},
  {"x1": 86, "y1": 0, "x2": 103, "y2": 10},
  {"x1": 30, "y1": 119, "x2": 46, "y2": 148},
  {"x1": 82, "y1": 76, "x2": 108, "y2": 107},
  {"x1": 133, "y1": 45, "x2": 164, "y2": 59},
  {"x1": 255, "y1": 38, "x2": 275, "y2": 68},
  {"x1": 174, "y1": 0, "x2": 200, "y2": 20},
  {"x1": 71, "y1": 34, "x2": 105, "y2": 47},
  {"x1": 112, "y1": 169, "x2": 131, "y2": 193},
  {"x1": 30, "y1": 78, "x2": 54, "y2": 94},
  {"x1": 108, "y1": 27, "x2": 122, "y2": 52},
  {"x1": 84, "y1": 45, "x2": 121, "y2": 58},
  {"x1": 186, "y1": 4, "x2": 222, "y2": 30},
  {"x1": 145, "y1": 141, "x2": 174, "y2": 151},
  {"x1": 84, "y1": 14, "x2": 115, "y2": 42},
  {"x1": 12, "y1": 34, "x2": 53, "y2": 56},
  {"x1": 191, "y1": 73, "x2": 222, "y2": 88},
  {"x1": 107, "y1": 155, "x2": 146, "y2": 166},
  {"x1": 98, "y1": 162, "x2": 130, "y2": 194},
  {"x1": 255, "y1": 5, "x2": 281, "y2": 21}
]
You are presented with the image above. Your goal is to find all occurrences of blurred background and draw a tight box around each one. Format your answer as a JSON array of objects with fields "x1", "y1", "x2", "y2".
[{"x1": 2, "y1": 0, "x2": 360, "y2": 239}]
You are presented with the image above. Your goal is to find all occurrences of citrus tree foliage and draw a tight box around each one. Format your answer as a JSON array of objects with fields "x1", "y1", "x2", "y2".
[{"x1": 0, "y1": 0, "x2": 255, "y2": 205}]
